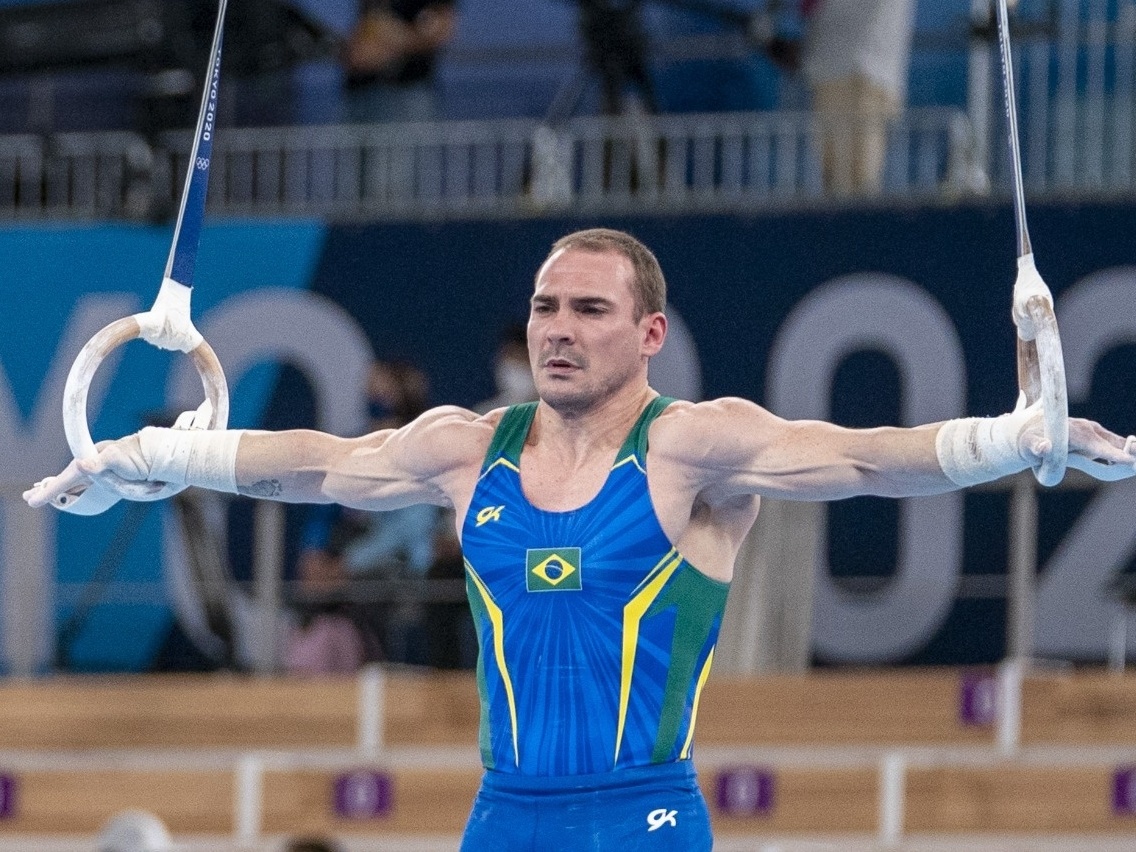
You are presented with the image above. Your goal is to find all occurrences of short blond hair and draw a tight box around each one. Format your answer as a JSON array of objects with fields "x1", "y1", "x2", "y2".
[{"x1": 548, "y1": 228, "x2": 666, "y2": 318}]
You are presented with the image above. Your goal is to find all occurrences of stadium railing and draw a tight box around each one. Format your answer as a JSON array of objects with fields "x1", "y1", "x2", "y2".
[{"x1": 0, "y1": 107, "x2": 974, "y2": 222}]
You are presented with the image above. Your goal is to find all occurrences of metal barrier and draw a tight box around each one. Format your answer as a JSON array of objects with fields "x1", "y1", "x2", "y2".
[{"x1": 0, "y1": 107, "x2": 974, "y2": 222}]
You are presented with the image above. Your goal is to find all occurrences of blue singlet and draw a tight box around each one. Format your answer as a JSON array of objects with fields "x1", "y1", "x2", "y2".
[{"x1": 458, "y1": 397, "x2": 729, "y2": 850}]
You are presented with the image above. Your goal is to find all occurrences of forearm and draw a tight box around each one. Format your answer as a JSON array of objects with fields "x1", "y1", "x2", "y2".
[
  {"x1": 119, "y1": 427, "x2": 351, "y2": 504},
  {"x1": 233, "y1": 430, "x2": 347, "y2": 503},
  {"x1": 825, "y1": 405, "x2": 1040, "y2": 498},
  {"x1": 761, "y1": 421, "x2": 954, "y2": 500},
  {"x1": 838, "y1": 423, "x2": 956, "y2": 498}
]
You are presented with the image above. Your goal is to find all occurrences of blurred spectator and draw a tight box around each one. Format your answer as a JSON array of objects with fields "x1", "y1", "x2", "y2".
[
  {"x1": 284, "y1": 603, "x2": 365, "y2": 675},
  {"x1": 576, "y1": 0, "x2": 657, "y2": 116},
  {"x1": 801, "y1": 0, "x2": 916, "y2": 194},
  {"x1": 343, "y1": 0, "x2": 458, "y2": 122},
  {"x1": 473, "y1": 322, "x2": 537, "y2": 414},
  {"x1": 288, "y1": 359, "x2": 455, "y2": 670},
  {"x1": 97, "y1": 810, "x2": 172, "y2": 852}
]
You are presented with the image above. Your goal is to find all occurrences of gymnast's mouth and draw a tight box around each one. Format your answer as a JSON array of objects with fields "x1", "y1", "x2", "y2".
[
  {"x1": 542, "y1": 356, "x2": 581, "y2": 372},
  {"x1": 540, "y1": 354, "x2": 581, "y2": 372}
]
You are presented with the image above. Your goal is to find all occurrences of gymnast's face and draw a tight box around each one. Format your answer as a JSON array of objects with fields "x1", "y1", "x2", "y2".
[{"x1": 528, "y1": 247, "x2": 664, "y2": 413}]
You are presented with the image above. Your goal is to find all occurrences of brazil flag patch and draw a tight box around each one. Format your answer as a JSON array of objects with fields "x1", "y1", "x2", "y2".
[{"x1": 526, "y1": 548, "x2": 583, "y2": 592}]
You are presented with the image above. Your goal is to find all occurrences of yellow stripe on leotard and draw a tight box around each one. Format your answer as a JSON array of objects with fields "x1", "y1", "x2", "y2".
[
  {"x1": 680, "y1": 647, "x2": 715, "y2": 760},
  {"x1": 466, "y1": 562, "x2": 520, "y2": 767},
  {"x1": 614, "y1": 548, "x2": 683, "y2": 765}
]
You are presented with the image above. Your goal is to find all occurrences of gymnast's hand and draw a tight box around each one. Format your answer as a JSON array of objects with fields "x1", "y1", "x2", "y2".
[
  {"x1": 22, "y1": 439, "x2": 126, "y2": 514},
  {"x1": 1063, "y1": 419, "x2": 1136, "y2": 481},
  {"x1": 23, "y1": 403, "x2": 212, "y2": 513},
  {"x1": 1004, "y1": 395, "x2": 1135, "y2": 482}
]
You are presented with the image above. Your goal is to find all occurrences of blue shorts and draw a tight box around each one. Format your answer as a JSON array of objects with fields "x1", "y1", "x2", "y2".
[{"x1": 460, "y1": 761, "x2": 712, "y2": 852}]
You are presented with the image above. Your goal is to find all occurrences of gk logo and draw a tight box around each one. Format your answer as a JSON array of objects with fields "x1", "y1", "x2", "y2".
[
  {"x1": 646, "y1": 808, "x2": 677, "y2": 831},
  {"x1": 475, "y1": 505, "x2": 505, "y2": 526}
]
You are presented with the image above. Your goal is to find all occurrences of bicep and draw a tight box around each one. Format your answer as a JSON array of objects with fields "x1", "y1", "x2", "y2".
[
  {"x1": 676, "y1": 400, "x2": 948, "y2": 502},
  {"x1": 324, "y1": 407, "x2": 484, "y2": 511}
]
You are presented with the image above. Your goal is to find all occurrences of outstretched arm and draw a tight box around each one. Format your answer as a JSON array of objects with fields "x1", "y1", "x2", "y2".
[
  {"x1": 24, "y1": 406, "x2": 487, "y2": 513},
  {"x1": 661, "y1": 398, "x2": 1136, "y2": 503}
]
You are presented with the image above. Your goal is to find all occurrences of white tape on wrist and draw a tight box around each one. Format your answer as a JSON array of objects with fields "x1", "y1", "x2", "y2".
[
  {"x1": 935, "y1": 408, "x2": 1036, "y2": 488},
  {"x1": 138, "y1": 426, "x2": 243, "y2": 493}
]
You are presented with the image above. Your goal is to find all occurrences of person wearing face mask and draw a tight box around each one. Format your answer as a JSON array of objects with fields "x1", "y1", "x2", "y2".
[
  {"x1": 474, "y1": 323, "x2": 538, "y2": 415},
  {"x1": 289, "y1": 359, "x2": 449, "y2": 669}
]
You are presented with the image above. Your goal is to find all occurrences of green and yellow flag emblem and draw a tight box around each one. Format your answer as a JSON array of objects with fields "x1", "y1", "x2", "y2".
[{"x1": 526, "y1": 548, "x2": 582, "y2": 592}]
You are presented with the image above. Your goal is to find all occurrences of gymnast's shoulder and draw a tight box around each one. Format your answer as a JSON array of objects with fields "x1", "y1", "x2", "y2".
[{"x1": 648, "y1": 396, "x2": 787, "y2": 462}]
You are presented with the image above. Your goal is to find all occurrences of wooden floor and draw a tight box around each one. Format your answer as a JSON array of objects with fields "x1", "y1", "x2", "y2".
[{"x1": 0, "y1": 667, "x2": 1133, "y2": 845}]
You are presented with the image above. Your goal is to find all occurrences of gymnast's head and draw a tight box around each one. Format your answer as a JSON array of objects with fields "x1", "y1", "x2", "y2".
[
  {"x1": 540, "y1": 227, "x2": 666, "y2": 320},
  {"x1": 529, "y1": 228, "x2": 668, "y2": 410}
]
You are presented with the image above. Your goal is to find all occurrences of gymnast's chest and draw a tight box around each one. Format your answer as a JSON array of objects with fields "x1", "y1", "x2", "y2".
[
  {"x1": 516, "y1": 455, "x2": 614, "y2": 512},
  {"x1": 462, "y1": 463, "x2": 671, "y2": 601}
]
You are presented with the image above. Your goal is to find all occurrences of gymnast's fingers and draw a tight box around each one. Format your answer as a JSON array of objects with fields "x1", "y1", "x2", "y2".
[
  {"x1": 22, "y1": 458, "x2": 91, "y2": 508},
  {"x1": 1066, "y1": 421, "x2": 1136, "y2": 481},
  {"x1": 76, "y1": 435, "x2": 150, "y2": 483}
]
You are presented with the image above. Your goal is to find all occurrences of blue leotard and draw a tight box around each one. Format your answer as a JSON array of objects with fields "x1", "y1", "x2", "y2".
[{"x1": 458, "y1": 397, "x2": 729, "y2": 850}]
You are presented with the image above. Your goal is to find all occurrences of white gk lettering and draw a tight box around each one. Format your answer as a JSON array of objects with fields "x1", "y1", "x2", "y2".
[{"x1": 646, "y1": 808, "x2": 677, "y2": 831}]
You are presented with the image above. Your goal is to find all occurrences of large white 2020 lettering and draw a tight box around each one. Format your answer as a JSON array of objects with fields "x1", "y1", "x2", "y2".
[{"x1": 767, "y1": 274, "x2": 967, "y2": 662}]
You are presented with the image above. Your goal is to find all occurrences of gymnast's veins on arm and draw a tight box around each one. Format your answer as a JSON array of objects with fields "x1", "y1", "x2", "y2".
[
  {"x1": 19, "y1": 389, "x2": 1136, "y2": 514},
  {"x1": 228, "y1": 406, "x2": 490, "y2": 511},
  {"x1": 657, "y1": 396, "x2": 1135, "y2": 505}
]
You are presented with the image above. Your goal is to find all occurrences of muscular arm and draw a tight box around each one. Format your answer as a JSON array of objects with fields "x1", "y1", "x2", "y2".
[
  {"x1": 658, "y1": 397, "x2": 1134, "y2": 504},
  {"x1": 227, "y1": 406, "x2": 488, "y2": 510},
  {"x1": 667, "y1": 399, "x2": 949, "y2": 502},
  {"x1": 24, "y1": 406, "x2": 489, "y2": 514}
]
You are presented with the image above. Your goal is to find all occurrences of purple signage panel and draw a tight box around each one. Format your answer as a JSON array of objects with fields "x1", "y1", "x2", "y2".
[
  {"x1": 333, "y1": 770, "x2": 393, "y2": 820},
  {"x1": 0, "y1": 775, "x2": 13, "y2": 819},
  {"x1": 958, "y1": 671, "x2": 998, "y2": 727},
  {"x1": 715, "y1": 767, "x2": 775, "y2": 817},
  {"x1": 1112, "y1": 767, "x2": 1136, "y2": 815}
]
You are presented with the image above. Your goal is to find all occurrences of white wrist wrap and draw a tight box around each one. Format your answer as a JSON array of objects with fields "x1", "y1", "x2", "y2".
[
  {"x1": 137, "y1": 427, "x2": 243, "y2": 494},
  {"x1": 935, "y1": 409, "x2": 1035, "y2": 488}
]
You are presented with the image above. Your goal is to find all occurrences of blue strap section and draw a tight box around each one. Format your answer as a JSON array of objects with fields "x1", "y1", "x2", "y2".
[{"x1": 166, "y1": 8, "x2": 226, "y2": 286}]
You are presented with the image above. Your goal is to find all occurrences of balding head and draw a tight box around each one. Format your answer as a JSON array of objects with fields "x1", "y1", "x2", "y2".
[{"x1": 545, "y1": 228, "x2": 666, "y2": 319}]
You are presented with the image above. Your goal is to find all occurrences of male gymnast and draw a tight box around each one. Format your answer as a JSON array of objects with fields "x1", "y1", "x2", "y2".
[{"x1": 25, "y1": 228, "x2": 1136, "y2": 850}]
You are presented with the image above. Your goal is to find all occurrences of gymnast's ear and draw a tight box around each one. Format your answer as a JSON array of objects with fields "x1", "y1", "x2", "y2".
[{"x1": 641, "y1": 310, "x2": 667, "y2": 357}]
